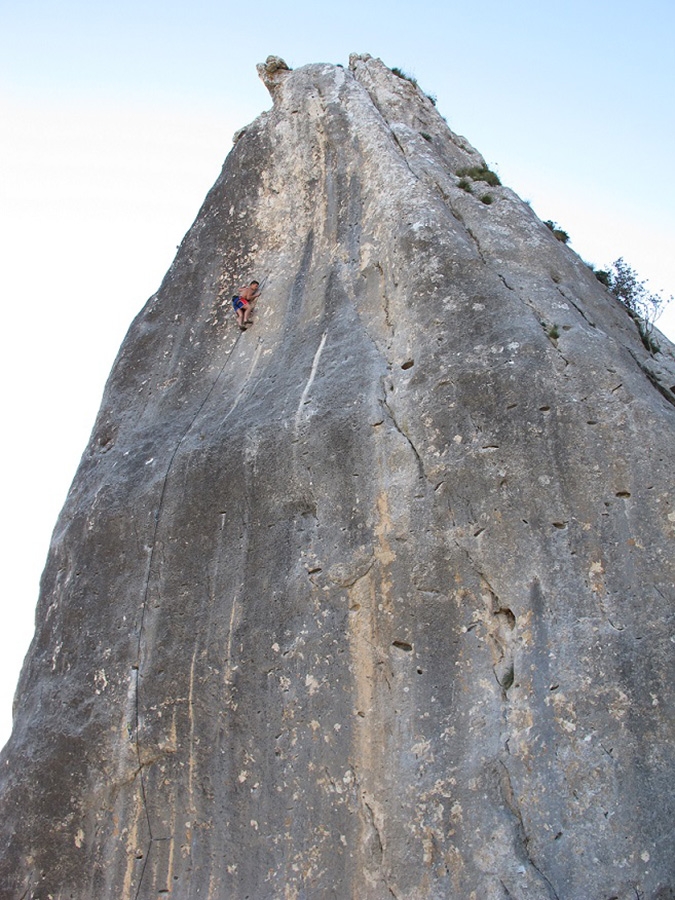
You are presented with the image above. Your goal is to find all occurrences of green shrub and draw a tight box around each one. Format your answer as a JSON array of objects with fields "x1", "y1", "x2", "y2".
[
  {"x1": 457, "y1": 165, "x2": 501, "y2": 186},
  {"x1": 594, "y1": 269, "x2": 611, "y2": 286},
  {"x1": 547, "y1": 324, "x2": 560, "y2": 340},
  {"x1": 481, "y1": 194, "x2": 493, "y2": 205},
  {"x1": 544, "y1": 220, "x2": 570, "y2": 244},
  {"x1": 458, "y1": 178, "x2": 473, "y2": 193},
  {"x1": 420, "y1": 132, "x2": 433, "y2": 143},
  {"x1": 604, "y1": 257, "x2": 672, "y2": 355}
]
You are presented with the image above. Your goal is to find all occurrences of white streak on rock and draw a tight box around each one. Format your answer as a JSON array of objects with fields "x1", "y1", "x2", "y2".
[{"x1": 295, "y1": 331, "x2": 327, "y2": 427}]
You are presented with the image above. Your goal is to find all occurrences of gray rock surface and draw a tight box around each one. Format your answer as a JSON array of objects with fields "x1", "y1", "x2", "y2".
[{"x1": 2, "y1": 54, "x2": 675, "y2": 900}]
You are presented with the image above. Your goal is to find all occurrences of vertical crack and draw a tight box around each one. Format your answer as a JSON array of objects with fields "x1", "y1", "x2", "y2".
[
  {"x1": 460, "y1": 218, "x2": 488, "y2": 266},
  {"x1": 496, "y1": 759, "x2": 560, "y2": 900},
  {"x1": 453, "y1": 543, "x2": 517, "y2": 696},
  {"x1": 132, "y1": 667, "x2": 154, "y2": 900},
  {"x1": 132, "y1": 327, "x2": 245, "y2": 897},
  {"x1": 381, "y1": 390, "x2": 427, "y2": 482},
  {"x1": 386, "y1": 122, "x2": 488, "y2": 264},
  {"x1": 361, "y1": 793, "x2": 401, "y2": 899},
  {"x1": 555, "y1": 285, "x2": 596, "y2": 329},
  {"x1": 629, "y1": 350, "x2": 675, "y2": 409},
  {"x1": 495, "y1": 272, "x2": 541, "y2": 320},
  {"x1": 362, "y1": 797, "x2": 383, "y2": 859},
  {"x1": 389, "y1": 129, "x2": 420, "y2": 183},
  {"x1": 454, "y1": 543, "x2": 559, "y2": 895},
  {"x1": 375, "y1": 261, "x2": 393, "y2": 333}
]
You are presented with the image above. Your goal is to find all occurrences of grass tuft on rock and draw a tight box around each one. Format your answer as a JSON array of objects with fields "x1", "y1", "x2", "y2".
[
  {"x1": 457, "y1": 165, "x2": 501, "y2": 187},
  {"x1": 391, "y1": 67, "x2": 418, "y2": 87}
]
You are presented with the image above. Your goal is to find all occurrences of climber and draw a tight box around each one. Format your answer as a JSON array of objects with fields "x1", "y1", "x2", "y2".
[{"x1": 232, "y1": 281, "x2": 261, "y2": 329}]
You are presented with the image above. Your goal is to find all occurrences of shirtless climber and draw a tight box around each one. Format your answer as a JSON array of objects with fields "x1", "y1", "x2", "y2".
[{"x1": 232, "y1": 281, "x2": 261, "y2": 329}]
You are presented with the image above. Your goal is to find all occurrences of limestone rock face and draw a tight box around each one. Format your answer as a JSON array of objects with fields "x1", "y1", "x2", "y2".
[
  {"x1": 256, "y1": 54, "x2": 292, "y2": 97},
  {"x1": 2, "y1": 55, "x2": 675, "y2": 900}
]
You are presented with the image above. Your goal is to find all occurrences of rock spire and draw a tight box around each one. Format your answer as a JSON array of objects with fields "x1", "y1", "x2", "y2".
[{"x1": 1, "y1": 54, "x2": 675, "y2": 900}]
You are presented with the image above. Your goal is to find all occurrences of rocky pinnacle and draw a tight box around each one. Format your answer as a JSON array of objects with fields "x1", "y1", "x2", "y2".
[{"x1": 1, "y1": 54, "x2": 675, "y2": 900}]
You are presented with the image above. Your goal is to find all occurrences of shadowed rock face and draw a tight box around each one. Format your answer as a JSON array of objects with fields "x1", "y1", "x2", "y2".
[{"x1": 2, "y1": 53, "x2": 675, "y2": 900}]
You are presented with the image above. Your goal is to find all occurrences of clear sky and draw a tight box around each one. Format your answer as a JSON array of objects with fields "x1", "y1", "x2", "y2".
[{"x1": 1, "y1": 0, "x2": 674, "y2": 748}]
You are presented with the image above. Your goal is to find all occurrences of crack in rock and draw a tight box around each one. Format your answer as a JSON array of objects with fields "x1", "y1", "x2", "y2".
[
  {"x1": 496, "y1": 759, "x2": 560, "y2": 900},
  {"x1": 631, "y1": 351, "x2": 675, "y2": 409},
  {"x1": 556, "y1": 285, "x2": 596, "y2": 329},
  {"x1": 381, "y1": 392, "x2": 427, "y2": 482}
]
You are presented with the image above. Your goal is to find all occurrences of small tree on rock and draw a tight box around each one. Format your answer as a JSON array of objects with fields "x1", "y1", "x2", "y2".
[{"x1": 606, "y1": 257, "x2": 672, "y2": 355}]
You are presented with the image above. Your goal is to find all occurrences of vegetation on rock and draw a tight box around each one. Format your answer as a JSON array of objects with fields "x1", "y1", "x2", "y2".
[
  {"x1": 391, "y1": 66, "x2": 418, "y2": 86},
  {"x1": 457, "y1": 165, "x2": 502, "y2": 186},
  {"x1": 544, "y1": 219, "x2": 570, "y2": 244},
  {"x1": 602, "y1": 257, "x2": 673, "y2": 354}
]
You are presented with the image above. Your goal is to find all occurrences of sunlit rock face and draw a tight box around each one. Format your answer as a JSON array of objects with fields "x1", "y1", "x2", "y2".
[{"x1": 2, "y1": 54, "x2": 675, "y2": 900}]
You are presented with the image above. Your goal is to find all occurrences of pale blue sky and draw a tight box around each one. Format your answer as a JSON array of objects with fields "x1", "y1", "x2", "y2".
[{"x1": 1, "y1": 0, "x2": 674, "y2": 747}]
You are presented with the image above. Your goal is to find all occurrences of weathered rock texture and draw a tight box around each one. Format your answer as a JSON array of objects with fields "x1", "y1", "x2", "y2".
[{"x1": 2, "y1": 54, "x2": 675, "y2": 900}]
